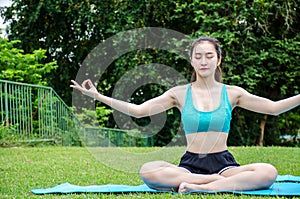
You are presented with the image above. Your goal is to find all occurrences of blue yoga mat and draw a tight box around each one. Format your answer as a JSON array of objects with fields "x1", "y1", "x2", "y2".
[
  {"x1": 275, "y1": 175, "x2": 300, "y2": 182},
  {"x1": 31, "y1": 175, "x2": 300, "y2": 196}
]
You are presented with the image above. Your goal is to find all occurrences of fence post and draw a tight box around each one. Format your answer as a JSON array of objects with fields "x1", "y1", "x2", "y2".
[
  {"x1": 50, "y1": 88, "x2": 54, "y2": 138},
  {"x1": 4, "y1": 81, "x2": 9, "y2": 125}
]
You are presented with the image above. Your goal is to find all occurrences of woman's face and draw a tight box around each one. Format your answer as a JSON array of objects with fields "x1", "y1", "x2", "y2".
[{"x1": 190, "y1": 41, "x2": 221, "y2": 79}]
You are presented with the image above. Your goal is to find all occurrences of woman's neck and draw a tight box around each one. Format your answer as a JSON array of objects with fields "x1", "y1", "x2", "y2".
[{"x1": 192, "y1": 77, "x2": 219, "y2": 89}]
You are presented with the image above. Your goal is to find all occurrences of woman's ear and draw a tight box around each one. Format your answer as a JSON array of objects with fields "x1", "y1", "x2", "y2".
[
  {"x1": 190, "y1": 56, "x2": 193, "y2": 65},
  {"x1": 190, "y1": 57, "x2": 196, "y2": 68},
  {"x1": 217, "y1": 57, "x2": 222, "y2": 66}
]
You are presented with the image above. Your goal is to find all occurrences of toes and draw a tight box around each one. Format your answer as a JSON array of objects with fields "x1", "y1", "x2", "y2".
[{"x1": 178, "y1": 182, "x2": 188, "y2": 193}]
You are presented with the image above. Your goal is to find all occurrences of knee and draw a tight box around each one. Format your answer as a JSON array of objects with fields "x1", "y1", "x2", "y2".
[
  {"x1": 261, "y1": 163, "x2": 278, "y2": 180},
  {"x1": 258, "y1": 163, "x2": 278, "y2": 187},
  {"x1": 139, "y1": 160, "x2": 167, "y2": 179},
  {"x1": 139, "y1": 161, "x2": 169, "y2": 189}
]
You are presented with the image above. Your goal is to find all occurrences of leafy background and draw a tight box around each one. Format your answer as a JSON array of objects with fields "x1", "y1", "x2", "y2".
[{"x1": 1, "y1": 0, "x2": 299, "y2": 146}]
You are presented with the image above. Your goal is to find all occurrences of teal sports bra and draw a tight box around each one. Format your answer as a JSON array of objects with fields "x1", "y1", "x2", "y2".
[{"x1": 181, "y1": 84, "x2": 232, "y2": 134}]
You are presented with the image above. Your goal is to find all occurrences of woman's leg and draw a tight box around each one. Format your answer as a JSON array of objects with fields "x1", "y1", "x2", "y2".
[
  {"x1": 139, "y1": 160, "x2": 224, "y2": 190},
  {"x1": 178, "y1": 163, "x2": 278, "y2": 193}
]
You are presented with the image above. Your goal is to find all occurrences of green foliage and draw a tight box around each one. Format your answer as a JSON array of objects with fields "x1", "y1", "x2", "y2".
[
  {"x1": 0, "y1": 38, "x2": 58, "y2": 85},
  {"x1": 75, "y1": 107, "x2": 113, "y2": 127},
  {"x1": 0, "y1": 123, "x2": 57, "y2": 147},
  {"x1": 0, "y1": 123, "x2": 17, "y2": 147},
  {"x1": 1, "y1": 0, "x2": 299, "y2": 146},
  {"x1": 175, "y1": 0, "x2": 300, "y2": 146},
  {"x1": 277, "y1": 112, "x2": 300, "y2": 146}
]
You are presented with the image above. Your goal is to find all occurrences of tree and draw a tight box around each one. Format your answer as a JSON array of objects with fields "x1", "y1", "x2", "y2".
[
  {"x1": 0, "y1": 38, "x2": 58, "y2": 85},
  {"x1": 0, "y1": 0, "x2": 180, "y2": 103},
  {"x1": 174, "y1": 0, "x2": 300, "y2": 146},
  {"x1": 1, "y1": 0, "x2": 186, "y2": 146},
  {"x1": 1, "y1": 0, "x2": 299, "y2": 146}
]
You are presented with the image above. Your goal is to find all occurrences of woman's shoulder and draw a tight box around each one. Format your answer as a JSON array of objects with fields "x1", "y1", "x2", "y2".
[
  {"x1": 224, "y1": 84, "x2": 245, "y2": 92},
  {"x1": 224, "y1": 84, "x2": 248, "y2": 98},
  {"x1": 166, "y1": 84, "x2": 190, "y2": 106},
  {"x1": 168, "y1": 84, "x2": 189, "y2": 94}
]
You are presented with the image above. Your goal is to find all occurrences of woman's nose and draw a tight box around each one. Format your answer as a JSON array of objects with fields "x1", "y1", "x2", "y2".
[{"x1": 201, "y1": 57, "x2": 207, "y2": 65}]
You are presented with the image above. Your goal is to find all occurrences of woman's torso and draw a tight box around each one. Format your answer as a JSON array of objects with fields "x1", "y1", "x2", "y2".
[{"x1": 172, "y1": 83, "x2": 238, "y2": 154}]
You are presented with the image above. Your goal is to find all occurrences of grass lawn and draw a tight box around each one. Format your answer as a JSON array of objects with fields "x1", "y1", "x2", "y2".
[{"x1": 0, "y1": 146, "x2": 299, "y2": 199}]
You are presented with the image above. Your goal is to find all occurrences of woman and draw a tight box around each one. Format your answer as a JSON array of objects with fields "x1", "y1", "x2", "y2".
[{"x1": 70, "y1": 36, "x2": 300, "y2": 193}]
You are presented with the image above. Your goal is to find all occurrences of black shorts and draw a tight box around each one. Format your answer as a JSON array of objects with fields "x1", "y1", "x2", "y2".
[{"x1": 178, "y1": 150, "x2": 240, "y2": 175}]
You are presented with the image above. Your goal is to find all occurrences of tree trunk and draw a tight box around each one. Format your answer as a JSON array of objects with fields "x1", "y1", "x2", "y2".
[{"x1": 257, "y1": 114, "x2": 268, "y2": 146}]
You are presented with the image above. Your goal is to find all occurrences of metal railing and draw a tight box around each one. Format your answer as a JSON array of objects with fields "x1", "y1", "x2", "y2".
[
  {"x1": 0, "y1": 79, "x2": 154, "y2": 146},
  {"x1": 82, "y1": 127, "x2": 154, "y2": 147},
  {"x1": 0, "y1": 79, "x2": 83, "y2": 145}
]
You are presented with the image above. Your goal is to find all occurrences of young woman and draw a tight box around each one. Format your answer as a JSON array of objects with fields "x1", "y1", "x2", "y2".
[{"x1": 70, "y1": 37, "x2": 300, "y2": 193}]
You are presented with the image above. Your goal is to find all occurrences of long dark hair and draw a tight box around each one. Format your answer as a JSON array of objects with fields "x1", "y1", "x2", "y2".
[{"x1": 190, "y1": 36, "x2": 223, "y2": 82}]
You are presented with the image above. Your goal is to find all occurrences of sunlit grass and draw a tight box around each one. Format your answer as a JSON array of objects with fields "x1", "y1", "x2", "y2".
[{"x1": 0, "y1": 146, "x2": 299, "y2": 199}]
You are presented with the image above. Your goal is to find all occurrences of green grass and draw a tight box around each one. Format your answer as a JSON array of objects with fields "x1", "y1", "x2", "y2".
[{"x1": 0, "y1": 146, "x2": 299, "y2": 199}]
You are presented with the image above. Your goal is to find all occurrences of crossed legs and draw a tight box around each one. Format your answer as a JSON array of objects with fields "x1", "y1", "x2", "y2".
[
  {"x1": 139, "y1": 160, "x2": 224, "y2": 190},
  {"x1": 139, "y1": 161, "x2": 278, "y2": 193}
]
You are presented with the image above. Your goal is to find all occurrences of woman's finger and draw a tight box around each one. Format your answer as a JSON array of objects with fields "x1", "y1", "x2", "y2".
[
  {"x1": 81, "y1": 79, "x2": 90, "y2": 89},
  {"x1": 88, "y1": 80, "x2": 94, "y2": 88},
  {"x1": 70, "y1": 80, "x2": 79, "y2": 88}
]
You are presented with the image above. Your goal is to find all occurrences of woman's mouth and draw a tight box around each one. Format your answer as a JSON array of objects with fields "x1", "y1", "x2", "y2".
[{"x1": 200, "y1": 68, "x2": 209, "y2": 71}]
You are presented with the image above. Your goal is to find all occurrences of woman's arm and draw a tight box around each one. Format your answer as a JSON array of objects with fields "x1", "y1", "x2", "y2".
[
  {"x1": 232, "y1": 86, "x2": 300, "y2": 115},
  {"x1": 70, "y1": 79, "x2": 177, "y2": 118}
]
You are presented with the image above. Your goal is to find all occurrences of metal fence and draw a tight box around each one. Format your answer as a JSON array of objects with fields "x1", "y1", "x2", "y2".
[
  {"x1": 0, "y1": 79, "x2": 154, "y2": 146},
  {"x1": 0, "y1": 79, "x2": 83, "y2": 145},
  {"x1": 82, "y1": 127, "x2": 154, "y2": 147}
]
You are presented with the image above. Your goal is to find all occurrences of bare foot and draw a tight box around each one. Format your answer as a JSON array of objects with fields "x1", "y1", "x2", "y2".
[
  {"x1": 178, "y1": 174, "x2": 224, "y2": 193},
  {"x1": 178, "y1": 182, "x2": 200, "y2": 194},
  {"x1": 178, "y1": 174, "x2": 225, "y2": 193}
]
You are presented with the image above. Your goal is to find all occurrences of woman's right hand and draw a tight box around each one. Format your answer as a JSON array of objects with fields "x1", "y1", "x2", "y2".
[{"x1": 70, "y1": 79, "x2": 99, "y2": 99}]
